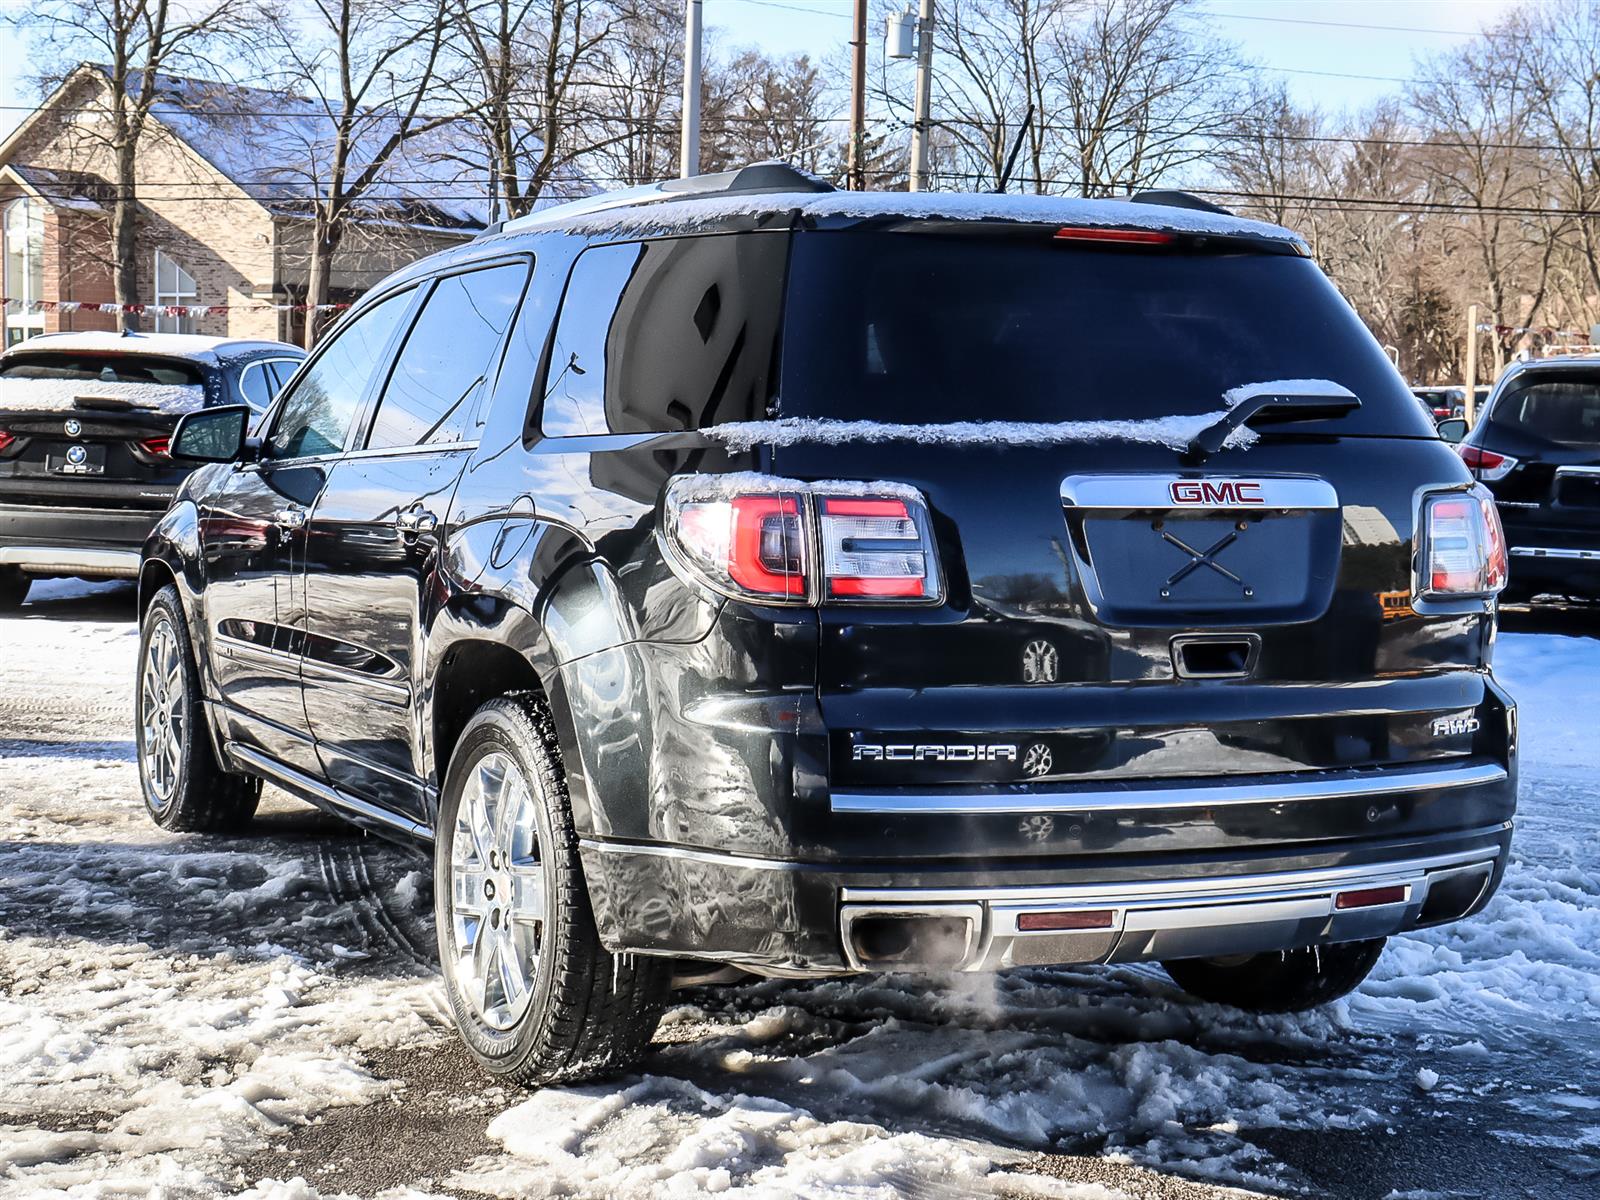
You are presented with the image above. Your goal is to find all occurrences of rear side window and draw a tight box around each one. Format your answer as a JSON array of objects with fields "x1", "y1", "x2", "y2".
[
  {"x1": 270, "y1": 288, "x2": 413, "y2": 459},
  {"x1": 780, "y1": 232, "x2": 1430, "y2": 437},
  {"x1": 1488, "y1": 376, "x2": 1600, "y2": 445},
  {"x1": 367, "y1": 262, "x2": 528, "y2": 450},
  {"x1": 539, "y1": 234, "x2": 785, "y2": 437}
]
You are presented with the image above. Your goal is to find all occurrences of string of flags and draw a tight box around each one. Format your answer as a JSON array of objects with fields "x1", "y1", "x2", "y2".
[{"x1": 0, "y1": 297, "x2": 351, "y2": 317}]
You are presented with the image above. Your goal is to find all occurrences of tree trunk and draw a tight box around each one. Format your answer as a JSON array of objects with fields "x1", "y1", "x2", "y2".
[
  {"x1": 113, "y1": 142, "x2": 141, "y2": 333},
  {"x1": 303, "y1": 213, "x2": 341, "y2": 349}
]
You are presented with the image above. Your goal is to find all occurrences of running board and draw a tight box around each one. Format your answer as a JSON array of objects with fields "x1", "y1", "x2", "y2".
[{"x1": 225, "y1": 741, "x2": 432, "y2": 841}]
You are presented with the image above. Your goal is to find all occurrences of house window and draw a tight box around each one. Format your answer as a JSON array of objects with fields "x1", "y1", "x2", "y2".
[
  {"x1": 154, "y1": 249, "x2": 198, "y2": 334},
  {"x1": 2, "y1": 197, "x2": 44, "y2": 347}
]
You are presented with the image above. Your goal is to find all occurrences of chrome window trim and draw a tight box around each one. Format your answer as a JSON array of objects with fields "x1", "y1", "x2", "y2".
[
  {"x1": 829, "y1": 760, "x2": 1507, "y2": 815},
  {"x1": 1509, "y1": 546, "x2": 1600, "y2": 561},
  {"x1": 1060, "y1": 473, "x2": 1339, "y2": 511}
]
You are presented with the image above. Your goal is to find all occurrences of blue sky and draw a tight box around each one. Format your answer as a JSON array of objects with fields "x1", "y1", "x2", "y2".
[{"x1": 0, "y1": 0, "x2": 1524, "y2": 147}]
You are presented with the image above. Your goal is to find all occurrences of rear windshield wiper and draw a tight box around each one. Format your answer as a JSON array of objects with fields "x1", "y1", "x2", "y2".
[{"x1": 1186, "y1": 381, "x2": 1360, "y2": 461}]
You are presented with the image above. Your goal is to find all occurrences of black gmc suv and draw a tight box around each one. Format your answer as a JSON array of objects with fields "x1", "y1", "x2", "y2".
[
  {"x1": 137, "y1": 165, "x2": 1517, "y2": 1086},
  {"x1": 1452, "y1": 356, "x2": 1600, "y2": 599}
]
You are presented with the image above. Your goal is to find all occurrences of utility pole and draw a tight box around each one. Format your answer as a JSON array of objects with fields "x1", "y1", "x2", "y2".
[
  {"x1": 908, "y1": 0, "x2": 935, "y2": 191},
  {"x1": 1464, "y1": 303, "x2": 1480, "y2": 426},
  {"x1": 849, "y1": 0, "x2": 867, "y2": 190},
  {"x1": 680, "y1": 0, "x2": 702, "y2": 178}
]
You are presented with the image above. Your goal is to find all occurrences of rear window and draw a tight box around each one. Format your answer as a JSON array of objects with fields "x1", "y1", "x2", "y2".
[
  {"x1": 778, "y1": 231, "x2": 1429, "y2": 437},
  {"x1": 1488, "y1": 375, "x2": 1600, "y2": 445},
  {"x1": 0, "y1": 353, "x2": 204, "y2": 387}
]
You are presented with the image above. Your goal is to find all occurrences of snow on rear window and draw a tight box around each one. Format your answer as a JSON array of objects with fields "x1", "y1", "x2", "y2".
[
  {"x1": 706, "y1": 414, "x2": 1256, "y2": 452},
  {"x1": 0, "y1": 376, "x2": 206, "y2": 414}
]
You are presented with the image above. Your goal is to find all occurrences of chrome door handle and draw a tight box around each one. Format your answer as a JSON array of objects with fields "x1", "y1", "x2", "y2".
[
  {"x1": 395, "y1": 507, "x2": 438, "y2": 535},
  {"x1": 272, "y1": 506, "x2": 306, "y2": 531}
]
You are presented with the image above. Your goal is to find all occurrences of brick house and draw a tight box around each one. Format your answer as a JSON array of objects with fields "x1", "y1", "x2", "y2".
[{"x1": 0, "y1": 65, "x2": 580, "y2": 348}]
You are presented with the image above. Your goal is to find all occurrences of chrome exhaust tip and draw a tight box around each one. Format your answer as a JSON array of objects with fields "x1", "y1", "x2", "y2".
[{"x1": 840, "y1": 903, "x2": 983, "y2": 971}]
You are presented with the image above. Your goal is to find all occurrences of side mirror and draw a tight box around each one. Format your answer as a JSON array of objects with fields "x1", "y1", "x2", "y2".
[
  {"x1": 172, "y1": 404, "x2": 252, "y2": 462},
  {"x1": 1436, "y1": 417, "x2": 1469, "y2": 444}
]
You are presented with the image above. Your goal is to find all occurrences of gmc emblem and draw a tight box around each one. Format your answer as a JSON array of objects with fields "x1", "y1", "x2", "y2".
[{"x1": 1170, "y1": 480, "x2": 1266, "y2": 506}]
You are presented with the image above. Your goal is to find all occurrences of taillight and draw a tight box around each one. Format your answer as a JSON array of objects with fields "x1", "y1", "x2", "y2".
[
  {"x1": 140, "y1": 436, "x2": 170, "y2": 458},
  {"x1": 1457, "y1": 443, "x2": 1517, "y2": 482},
  {"x1": 819, "y1": 497, "x2": 935, "y2": 599},
  {"x1": 1419, "y1": 488, "x2": 1507, "y2": 599},
  {"x1": 0, "y1": 430, "x2": 13, "y2": 454},
  {"x1": 663, "y1": 476, "x2": 942, "y2": 606}
]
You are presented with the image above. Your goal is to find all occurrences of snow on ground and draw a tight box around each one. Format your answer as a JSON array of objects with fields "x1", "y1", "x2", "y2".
[{"x1": 2, "y1": 581, "x2": 1597, "y2": 1198}]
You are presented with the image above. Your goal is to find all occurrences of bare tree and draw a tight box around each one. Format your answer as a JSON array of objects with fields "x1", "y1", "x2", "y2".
[
  {"x1": 703, "y1": 50, "x2": 833, "y2": 174},
  {"x1": 25, "y1": 0, "x2": 255, "y2": 329},
  {"x1": 263, "y1": 0, "x2": 460, "y2": 347},
  {"x1": 583, "y1": 0, "x2": 682, "y2": 187},
  {"x1": 445, "y1": 0, "x2": 615, "y2": 218}
]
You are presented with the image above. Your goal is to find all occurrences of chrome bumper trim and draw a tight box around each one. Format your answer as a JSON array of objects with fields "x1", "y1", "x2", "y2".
[
  {"x1": 0, "y1": 546, "x2": 142, "y2": 577},
  {"x1": 830, "y1": 760, "x2": 1507, "y2": 815},
  {"x1": 1509, "y1": 546, "x2": 1600, "y2": 561},
  {"x1": 840, "y1": 842, "x2": 1505, "y2": 972}
]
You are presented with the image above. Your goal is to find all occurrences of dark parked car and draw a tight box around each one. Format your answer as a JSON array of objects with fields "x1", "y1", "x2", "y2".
[
  {"x1": 1455, "y1": 356, "x2": 1600, "y2": 599},
  {"x1": 136, "y1": 165, "x2": 1516, "y2": 1086},
  {"x1": 0, "y1": 331, "x2": 303, "y2": 607}
]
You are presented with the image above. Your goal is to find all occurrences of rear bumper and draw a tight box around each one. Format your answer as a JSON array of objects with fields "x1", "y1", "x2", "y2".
[{"x1": 0, "y1": 502, "x2": 167, "y2": 576}]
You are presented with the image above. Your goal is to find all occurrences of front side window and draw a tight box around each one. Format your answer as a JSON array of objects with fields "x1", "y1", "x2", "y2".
[
  {"x1": 154, "y1": 249, "x2": 198, "y2": 334},
  {"x1": 268, "y1": 288, "x2": 413, "y2": 459},
  {"x1": 539, "y1": 235, "x2": 784, "y2": 437},
  {"x1": 366, "y1": 262, "x2": 527, "y2": 450},
  {"x1": 3, "y1": 198, "x2": 44, "y2": 347}
]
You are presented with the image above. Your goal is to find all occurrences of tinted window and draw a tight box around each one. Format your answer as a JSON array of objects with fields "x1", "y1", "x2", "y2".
[
  {"x1": 367, "y1": 263, "x2": 528, "y2": 449},
  {"x1": 269, "y1": 289, "x2": 412, "y2": 458},
  {"x1": 0, "y1": 353, "x2": 202, "y2": 386},
  {"x1": 1489, "y1": 376, "x2": 1600, "y2": 445},
  {"x1": 238, "y1": 361, "x2": 275, "y2": 412},
  {"x1": 780, "y1": 232, "x2": 1430, "y2": 436},
  {"x1": 540, "y1": 235, "x2": 784, "y2": 437}
]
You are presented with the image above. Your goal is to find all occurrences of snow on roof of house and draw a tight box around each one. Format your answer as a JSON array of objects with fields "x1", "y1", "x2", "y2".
[
  {"x1": 3, "y1": 331, "x2": 298, "y2": 362},
  {"x1": 3, "y1": 163, "x2": 107, "y2": 212},
  {"x1": 130, "y1": 71, "x2": 592, "y2": 230},
  {"x1": 513, "y1": 174, "x2": 1304, "y2": 246}
]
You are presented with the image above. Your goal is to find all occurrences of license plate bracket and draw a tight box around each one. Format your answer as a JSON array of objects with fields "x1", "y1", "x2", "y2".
[{"x1": 48, "y1": 444, "x2": 107, "y2": 476}]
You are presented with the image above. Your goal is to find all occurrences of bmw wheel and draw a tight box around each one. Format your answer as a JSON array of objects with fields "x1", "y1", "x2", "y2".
[
  {"x1": 435, "y1": 694, "x2": 668, "y2": 1085},
  {"x1": 137, "y1": 584, "x2": 260, "y2": 832}
]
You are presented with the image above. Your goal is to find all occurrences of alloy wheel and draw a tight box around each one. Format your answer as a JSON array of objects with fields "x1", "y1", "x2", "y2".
[
  {"x1": 139, "y1": 617, "x2": 186, "y2": 809},
  {"x1": 449, "y1": 751, "x2": 546, "y2": 1030}
]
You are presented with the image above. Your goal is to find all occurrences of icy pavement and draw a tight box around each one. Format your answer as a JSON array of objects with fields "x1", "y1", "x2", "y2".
[{"x1": 0, "y1": 581, "x2": 1596, "y2": 1198}]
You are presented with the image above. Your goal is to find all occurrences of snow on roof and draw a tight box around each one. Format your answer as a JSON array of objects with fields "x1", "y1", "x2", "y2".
[
  {"x1": 518, "y1": 185, "x2": 1303, "y2": 245},
  {"x1": 132, "y1": 71, "x2": 592, "y2": 230},
  {"x1": 2, "y1": 331, "x2": 293, "y2": 362},
  {"x1": 3, "y1": 163, "x2": 107, "y2": 212}
]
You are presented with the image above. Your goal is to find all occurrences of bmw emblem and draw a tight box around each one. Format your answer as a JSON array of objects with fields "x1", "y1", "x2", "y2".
[
  {"x1": 63, "y1": 418, "x2": 82, "y2": 437},
  {"x1": 66, "y1": 444, "x2": 87, "y2": 466}
]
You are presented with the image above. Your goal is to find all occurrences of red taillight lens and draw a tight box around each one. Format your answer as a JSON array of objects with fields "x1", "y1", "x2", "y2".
[
  {"x1": 1420, "y1": 489, "x2": 1507, "y2": 598},
  {"x1": 140, "y1": 436, "x2": 170, "y2": 457},
  {"x1": 1457, "y1": 443, "x2": 1517, "y2": 481},
  {"x1": 663, "y1": 477, "x2": 942, "y2": 606},
  {"x1": 0, "y1": 430, "x2": 14, "y2": 454},
  {"x1": 1053, "y1": 226, "x2": 1176, "y2": 245},
  {"x1": 819, "y1": 497, "x2": 934, "y2": 599}
]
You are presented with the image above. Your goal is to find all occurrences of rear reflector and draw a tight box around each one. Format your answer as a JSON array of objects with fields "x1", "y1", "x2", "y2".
[
  {"x1": 1053, "y1": 226, "x2": 1176, "y2": 245},
  {"x1": 1335, "y1": 885, "x2": 1408, "y2": 910},
  {"x1": 1016, "y1": 909, "x2": 1116, "y2": 932},
  {"x1": 0, "y1": 430, "x2": 13, "y2": 453}
]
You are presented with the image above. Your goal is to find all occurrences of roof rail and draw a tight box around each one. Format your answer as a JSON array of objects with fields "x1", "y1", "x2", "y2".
[
  {"x1": 1130, "y1": 189, "x2": 1232, "y2": 216},
  {"x1": 503, "y1": 161, "x2": 835, "y2": 233}
]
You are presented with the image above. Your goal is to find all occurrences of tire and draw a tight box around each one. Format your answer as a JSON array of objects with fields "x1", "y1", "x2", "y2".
[
  {"x1": 434, "y1": 693, "x2": 669, "y2": 1086},
  {"x1": 1162, "y1": 937, "x2": 1386, "y2": 1014},
  {"x1": 137, "y1": 584, "x2": 261, "y2": 832},
  {"x1": 0, "y1": 567, "x2": 30, "y2": 611}
]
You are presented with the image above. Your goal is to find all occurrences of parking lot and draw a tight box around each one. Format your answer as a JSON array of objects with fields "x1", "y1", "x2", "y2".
[{"x1": 2, "y1": 580, "x2": 1597, "y2": 1199}]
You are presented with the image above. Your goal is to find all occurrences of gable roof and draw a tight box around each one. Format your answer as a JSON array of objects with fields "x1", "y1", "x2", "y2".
[{"x1": 135, "y1": 71, "x2": 591, "y2": 230}]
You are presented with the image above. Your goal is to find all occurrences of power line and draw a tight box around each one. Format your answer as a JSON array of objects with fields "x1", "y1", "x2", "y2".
[{"x1": 1198, "y1": 7, "x2": 1507, "y2": 41}]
